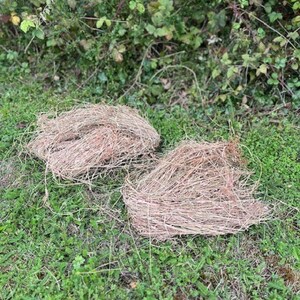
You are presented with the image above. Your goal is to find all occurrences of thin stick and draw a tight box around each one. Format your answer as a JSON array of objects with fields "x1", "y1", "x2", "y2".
[{"x1": 149, "y1": 64, "x2": 203, "y2": 103}]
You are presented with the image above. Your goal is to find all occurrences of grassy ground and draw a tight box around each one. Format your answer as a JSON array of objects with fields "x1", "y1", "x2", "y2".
[{"x1": 0, "y1": 79, "x2": 299, "y2": 300}]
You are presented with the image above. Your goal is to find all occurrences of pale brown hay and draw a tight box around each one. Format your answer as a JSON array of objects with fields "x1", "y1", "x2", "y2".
[
  {"x1": 28, "y1": 105, "x2": 160, "y2": 179},
  {"x1": 122, "y1": 141, "x2": 269, "y2": 239}
]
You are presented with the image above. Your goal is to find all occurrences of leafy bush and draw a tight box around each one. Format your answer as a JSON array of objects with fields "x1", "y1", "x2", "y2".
[{"x1": 1, "y1": 0, "x2": 300, "y2": 106}]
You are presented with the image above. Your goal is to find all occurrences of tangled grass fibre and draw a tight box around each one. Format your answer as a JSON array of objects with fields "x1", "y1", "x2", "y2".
[
  {"x1": 122, "y1": 141, "x2": 269, "y2": 239},
  {"x1": 28, "y1": 105, "x2": 160, "y2": 180}
]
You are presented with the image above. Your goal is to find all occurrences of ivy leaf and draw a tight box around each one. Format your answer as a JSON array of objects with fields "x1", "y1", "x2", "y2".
[
  {"x1": 292, "y1": 16, "x2": 300, "y2": 25},
  {"x1": 264, "y1": 3, "x2": 272, "y2": 13},
  {"x1": 241, "y1": 53, "x2": 255, "y2": 66},
  {"x1": 293, "y1": 2, "x2": 300, "y2": 10},
  {"x1": 273, "y1": 36, "x2": 287, "y2": 47},
  {"x1": 212, "y1": 68, "x2": 221, "y2": 79},
  {"x1": 221, "y1": 52, "x2": 232, "y2": 65},
  {"x1": 288, "y1": 31, "x2": 299, "y2": 41},
  {"x1": 33, "y1": 28, "x2": 45, "y2": 40},
  {"x1": 268, "y1": 12, "x2": 282, "y2": 23},
  {"x1": 20, "y1": 20, "x2": 35, "y2": 33},
  {"x1": 256, "y1": 64, "x2": 268, "y2": 76},
  {"x1": 226, "y1": 66, "x2": 238, "y2": 78}
]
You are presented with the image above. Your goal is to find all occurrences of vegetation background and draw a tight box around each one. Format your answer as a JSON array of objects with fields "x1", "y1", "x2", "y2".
[{"x1": 0, "y1": 0, "x2": 299, "y2": 299}]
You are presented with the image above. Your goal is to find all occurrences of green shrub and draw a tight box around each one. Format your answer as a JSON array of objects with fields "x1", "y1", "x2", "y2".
[{"x1": 0, "y1": 0, "x2": 299, "y2": 106}]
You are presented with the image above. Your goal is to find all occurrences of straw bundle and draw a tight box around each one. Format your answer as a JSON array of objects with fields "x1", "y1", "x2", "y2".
[
  {"x1": 28, "y1": 105, "x2": 160, "y2": 179},
  {"x1": 122, "y1": 141, "x2": 268, "y2": 239}
]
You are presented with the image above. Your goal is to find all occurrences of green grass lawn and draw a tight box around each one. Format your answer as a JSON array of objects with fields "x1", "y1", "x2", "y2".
[{"x1": 0, "y1": 80, "x2": 299, "y2": 299}]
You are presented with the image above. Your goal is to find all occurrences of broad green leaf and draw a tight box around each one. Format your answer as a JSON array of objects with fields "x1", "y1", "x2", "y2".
[
  {"x1": 105, "y1": 19, "x2": 112, "y2": 27},
  {"x1": 257, "y1": 27, "x2": 265, "y2": 38},
  {"x1": 118, "y1": 44, "x2": 126, "y2": 53},
  {"x1": 156, "y1": 26, "x2": 169, "y2": 37},
  {"x1": 264, "y1": 3, "x2": 272, "y2": 13},
  {"x1": 152, "y1": 12, "x2": 164, "y2": 26},
  {"x1": 217, "y1": 94, "x2": 227, "y2": 101},
  {"x1": 273, "y1": 36, "x2": 285, "y2": 43},
  {"x1": 129, "y1": 1, "x2": 136, "y2": 10},
  {"x1": 226, "y1": 66, "x2": 238, "y2": 78},
  {"x1": 221, "y1": 52, "x2": 232, "y2": 65},
  {"x1": 145, "y1": 24, "x2": 156, "y2": 35},
  {"x1": 267, "y1": 78, "x2": 279, "y2": 85},
  {"x1": 96, "y1": 17, "x2": 106, "y2": 28},
  {"x1": 193, "y1": 36, "x2": 203, "y2": 49},
  {"x1": 137, "y1": 3, "x2": 145, "y2": 13},
  {"x1": 288, "y1": 31, "x2": 299, "y2": 41},
  {"x1": 256, "y1": 64, "x2": 268, "y2": 75},
  {"x1": 232, "y1": 22, "x2": 240, "y2": 30},
  {"x1": 293, "y1": 49, "x2": 300, "y2": 60},
  {"x1": 6, "y1": 51, "x2": 18, "y2": 61},
  {"x1": 217, "y1": 10, "x2": 227, "y2": 27},
  {"x1": 242, "y1": 53, "x2": 255, "y2": 66},
  {"x1": 212, "y1": 68, "x2": 221, "y2": 79},
  {"x1": 293, "y1": 2, "x2": 300, "y2": 10},
  {"x1": 291, "y1": 63, "x2": 298, "y2": 70},
  {"x1": 20, "y1": 20, "x2": 35, "y2": 33},
  {"x1": 268, "y1": 12, "x2": 282, "y2": 23},
  {"x1": 292, "y1": 16, "x2": 300, "y2": 25},
  {"x1": 46, "y1": 39, "x2": 57, "y2": 47},
  {"x1": 33, "y1": 28, "x2": 45, "y2": 40},
  {"x1": 273, "y1": 36, "x2": 287, "y2": 47}
]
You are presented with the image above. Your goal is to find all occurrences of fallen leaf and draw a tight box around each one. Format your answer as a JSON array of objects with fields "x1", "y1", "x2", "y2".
[
  {"x1": 129, "y1": 281, "x2": 137, "y2": 289},
  {"x1": 11, "y1": 14, "x2": 20, "y2": 26}
]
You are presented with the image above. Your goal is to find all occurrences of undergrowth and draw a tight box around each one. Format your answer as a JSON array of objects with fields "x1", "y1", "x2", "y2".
[
  {"x1": 1, "y1": 0, "x2": 300, "y2": 107},
  {"x1": 0, "y1": 81, "x2": 299, "y2": 299}
]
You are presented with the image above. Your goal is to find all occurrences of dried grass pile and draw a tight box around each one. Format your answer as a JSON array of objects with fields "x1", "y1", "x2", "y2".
[
  {"x1": 122, "y1": 141, "x2": 269, "y2": 239},
  {"x1": 28, "y1": 105, "x2": 160, "y2": 179}
]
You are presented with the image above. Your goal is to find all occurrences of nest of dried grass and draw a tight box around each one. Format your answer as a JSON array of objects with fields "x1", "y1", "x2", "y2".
[
  {"x1": 122, "y1": 141, "x2": 269, "y2": 239},
  {"x1": 28, "y1": 105, "x2": 160, "y2": 180}
]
